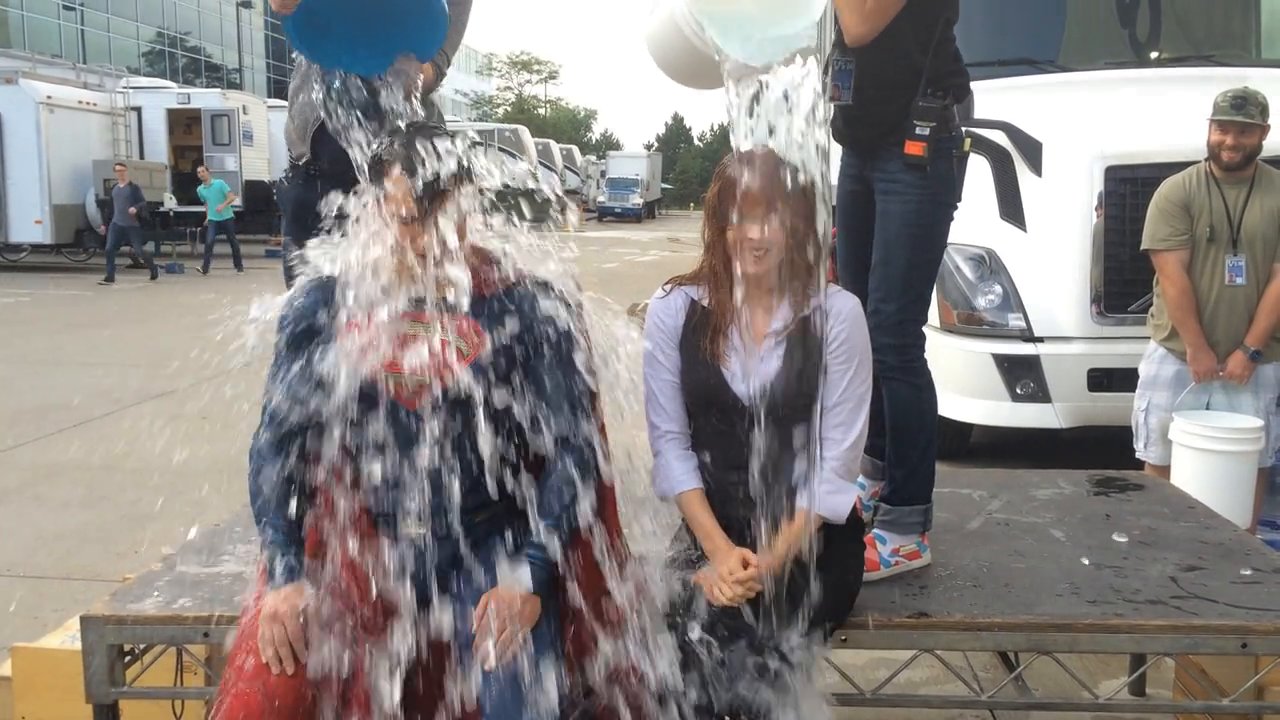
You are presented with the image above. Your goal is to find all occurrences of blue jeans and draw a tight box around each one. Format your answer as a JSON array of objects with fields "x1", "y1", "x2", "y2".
[
  {"x1": 834, "y1": 134, "x2": 961, "y2": 535},
  {"x1": 104, "y1": 223, "x2": 154, "y2": 281},
  {"x1": 417, "y1": 533, "x2": 562, "y2": 720},
  {"x1": 202, "y1": 219, "x2": 243, "y2": 273}
]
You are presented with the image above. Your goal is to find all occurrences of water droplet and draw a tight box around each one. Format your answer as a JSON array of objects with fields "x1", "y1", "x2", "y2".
[
  {"x1": 1240, "y1": 567, "x2": 1255, "y2": 576},
  {"x1": 1080, "y1": 557, "x2": 1091, "y2": 565},
  {"x1": 1112, "y1": 532, "x2": 1129, "y2": 543}
]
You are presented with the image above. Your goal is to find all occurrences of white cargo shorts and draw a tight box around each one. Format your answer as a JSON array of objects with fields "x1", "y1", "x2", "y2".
[{"x1": 1132, "y1": 342, "x2": 1280, "y2": 468}]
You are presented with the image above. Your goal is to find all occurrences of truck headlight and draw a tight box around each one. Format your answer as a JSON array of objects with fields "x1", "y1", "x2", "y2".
[{"x1": 936, "y1": 245, "x2": 1032, "y2": 338}]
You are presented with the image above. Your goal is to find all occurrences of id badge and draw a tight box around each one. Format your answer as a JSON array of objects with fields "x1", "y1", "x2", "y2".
[
  {"x1": 829, "y1": 56, "x2": 856, "y2": 105},
  {"x1": 1226, "y1": 254, "x2": 1248, "y2": 286}
]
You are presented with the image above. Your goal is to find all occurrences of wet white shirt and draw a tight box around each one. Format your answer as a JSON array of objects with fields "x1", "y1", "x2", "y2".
[{"x1": 641, "y1": 283, "x2": 873, "y2": 524}]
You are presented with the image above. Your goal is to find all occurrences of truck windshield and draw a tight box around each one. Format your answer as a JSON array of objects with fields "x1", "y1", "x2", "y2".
[
  {"x1": 605, "y1": 177, "x2": 640, "y2": 192},
  {"x1": 958, "y1": 0, "x2": 1280, "y2": 79}
]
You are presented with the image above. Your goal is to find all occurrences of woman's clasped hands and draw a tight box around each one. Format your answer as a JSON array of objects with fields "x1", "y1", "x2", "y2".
[{"x1": 694, "y1": 545, "x2": 764, "y2": 607}]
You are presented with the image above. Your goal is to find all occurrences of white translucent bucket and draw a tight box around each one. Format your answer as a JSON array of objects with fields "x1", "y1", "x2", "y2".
[{"x1": 1169, "y1": 409, "x2": 1265, "y2": 529}]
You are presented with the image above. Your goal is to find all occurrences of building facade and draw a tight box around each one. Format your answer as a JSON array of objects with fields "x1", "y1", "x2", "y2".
[
  {"x1": 0, "y1": 0, "x2": 492, "y2": 115},
  {"x1": 436, "y1": 43, "x2": 494, "y2": 120}
]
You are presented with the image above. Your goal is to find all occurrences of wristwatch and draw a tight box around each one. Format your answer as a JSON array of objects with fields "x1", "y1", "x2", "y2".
[{"x1": 1241, "y1": 343, "x2": 1265, "y2": 363}]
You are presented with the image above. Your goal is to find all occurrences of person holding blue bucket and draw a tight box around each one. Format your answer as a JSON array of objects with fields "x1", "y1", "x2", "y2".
[
  {"x1": 269, "y1": 0, "x2": 472, "y2": 288},
  {"x1": 1135, "y1": 87, "x2": 1280, "y2": 531}
]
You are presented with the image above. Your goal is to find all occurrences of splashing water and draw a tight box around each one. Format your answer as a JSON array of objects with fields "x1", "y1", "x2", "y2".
[
  {"x1": 225, "y1": 47, "x2": 840, "y2": 720},
  {"x1": 1111, "y1": 532, "x2": 1129, "y2": 543}
]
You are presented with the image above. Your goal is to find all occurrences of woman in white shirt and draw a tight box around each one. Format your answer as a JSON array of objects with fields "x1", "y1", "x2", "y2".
[{"x1": 643, "y1": 147, "x2": 874, "y2": 716}]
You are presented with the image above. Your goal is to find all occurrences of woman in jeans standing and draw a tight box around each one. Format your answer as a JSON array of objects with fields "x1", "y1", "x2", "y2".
[{"x1": 830, "y1": 0, "x2": 970, "y2": 581}]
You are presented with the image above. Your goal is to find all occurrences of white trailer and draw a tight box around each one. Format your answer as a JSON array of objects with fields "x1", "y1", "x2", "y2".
[
  {"x1": 124, "y1": 79, "x2": 274, "y2": 228},
  {"x1": 447, "y1": 121, "x2": 555, "y2": 224},
  {"x1": 558, "y1": 143, "x2": 585, "y2": 198},
  {"x1": 533, "y1": 138, "x2": 566, "y2": 196},
  {"x1": 0, "y1": 73, "x2": 170, "y2": 263},
  {"x1": 597, "y1": 151, "x2": 663, "y2": 222},
  {"x1": 581, "y1": 154, "x2": 603, "y2": 211},
  {"x1": 266, "y1": 98, "x2": 289, "y2": 181}
]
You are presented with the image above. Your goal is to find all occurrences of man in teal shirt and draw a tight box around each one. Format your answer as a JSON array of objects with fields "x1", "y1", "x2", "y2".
[{"x1": 196, "y1": 165, "x2": 244, "y2": 275}]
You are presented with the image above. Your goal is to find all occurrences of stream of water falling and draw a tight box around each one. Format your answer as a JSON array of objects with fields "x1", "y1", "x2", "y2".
[{"x1": 236, "y1": 49, "x2": 838, "y2": 720}]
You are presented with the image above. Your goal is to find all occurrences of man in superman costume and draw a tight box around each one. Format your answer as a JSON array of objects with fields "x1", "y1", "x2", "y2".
[{"x1": 210, "y1": 123, "x2": 651, "y2": 720}]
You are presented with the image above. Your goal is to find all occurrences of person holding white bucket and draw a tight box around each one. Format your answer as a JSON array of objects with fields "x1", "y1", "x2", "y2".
[{"x1": 1134, "y1": 86, "x2": 1280, "y2": 531}]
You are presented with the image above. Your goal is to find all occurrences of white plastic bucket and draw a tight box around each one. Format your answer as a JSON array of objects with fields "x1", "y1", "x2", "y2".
[{"x1": 1169, "y1": 409, "x2": 1265, "y2": 529}]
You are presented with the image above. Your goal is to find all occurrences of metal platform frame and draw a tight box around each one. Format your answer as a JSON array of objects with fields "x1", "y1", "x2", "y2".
[
  {"x1": 80, "y1": 616, "x2": 235, "y2": 719},
  {"x1": 825, "y1": 628, "x2": 1280, "y2": 715}
]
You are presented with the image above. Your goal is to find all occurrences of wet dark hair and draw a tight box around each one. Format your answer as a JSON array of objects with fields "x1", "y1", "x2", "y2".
[{"x1": 367, "y1": 121, "x2": 474, "y2": 217}]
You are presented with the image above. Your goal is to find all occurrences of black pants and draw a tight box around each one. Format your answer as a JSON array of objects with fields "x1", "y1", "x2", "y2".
[
  {"x1": 279, "y1": 123, "x2": 359, "y2": 288},
  {"x1": 667, "y1": 513, "x2": 866, "y2": 718}
]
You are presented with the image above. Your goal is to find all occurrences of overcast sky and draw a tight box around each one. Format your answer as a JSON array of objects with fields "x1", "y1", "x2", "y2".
[{"x1": 464, "y1": 0, "x2": 728, "y2": 150}]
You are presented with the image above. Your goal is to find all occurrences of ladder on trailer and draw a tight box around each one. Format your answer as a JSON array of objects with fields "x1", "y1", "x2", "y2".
[{"x1": 105, "y1": 70, "x2": 133, "y2": 162}]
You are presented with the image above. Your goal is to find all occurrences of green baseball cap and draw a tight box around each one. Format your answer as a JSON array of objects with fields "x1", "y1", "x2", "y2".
[{"x1": 1209, "y1": 87, "x2": 1270, "y2": 125}]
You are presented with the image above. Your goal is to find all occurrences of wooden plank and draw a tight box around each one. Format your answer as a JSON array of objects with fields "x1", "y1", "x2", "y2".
[
  {"x1": 84, "y1": 513, "x2": 257, "y2": 624},
  {"x1": 847, "y1": 469, "x2": 1280, "y2": 635}
]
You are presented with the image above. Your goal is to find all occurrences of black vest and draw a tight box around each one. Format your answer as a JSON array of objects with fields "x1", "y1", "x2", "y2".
[{"x1": 679, "y1": 301, "x2": 822, "y2": 548}]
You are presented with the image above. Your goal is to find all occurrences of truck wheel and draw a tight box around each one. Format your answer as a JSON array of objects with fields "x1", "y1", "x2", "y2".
[
  {"x1": 0, "y1": 244, "x2": 32, "y2": 262},
  {"x1": 936, "y1": 417, "x2": 974, "y2": 459},
  {"x1": 59, "y1": 247, "x2": 98, "y2": 263}
]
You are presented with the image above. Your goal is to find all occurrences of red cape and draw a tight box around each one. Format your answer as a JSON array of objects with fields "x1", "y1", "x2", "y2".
[{"x1": 210, "y1": 252, "x2": 649, "y2": 720}]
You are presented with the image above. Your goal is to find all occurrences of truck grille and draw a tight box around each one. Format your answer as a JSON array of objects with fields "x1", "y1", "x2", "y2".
[
  {"x1": 607, "y1": 192, "x2": 630, "y2": 204},
  {"x1": 1099, "y1": 162, "x2": 1190, "y2": 317},
  {"x1": 1101, "y1": 158, "x2": 1280, "y2": 317}
]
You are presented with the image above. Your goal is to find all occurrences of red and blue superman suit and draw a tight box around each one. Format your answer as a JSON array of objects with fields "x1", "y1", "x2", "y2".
[{"x1": 210, "y1": 257, "x2": 649, "y2": 720}]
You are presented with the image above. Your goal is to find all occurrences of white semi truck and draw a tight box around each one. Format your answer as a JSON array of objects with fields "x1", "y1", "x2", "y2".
[
  {"x1": 649, "y1": 0, "x2": 1280, "y2": 455},
  {"x1": 597, "y1": 151, "x2": 663, "y2": 222}
]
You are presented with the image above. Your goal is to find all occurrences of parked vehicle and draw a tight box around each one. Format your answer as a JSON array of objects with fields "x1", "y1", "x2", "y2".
[
  {"x1": 0, "y1": 72, "x2": 146, "y2": 263},
  {"x1": 124, "y1": 78, "x2": 277, "y2": 234},
  {"x1": 581, "y1": 154, "x2": 603, "y2": 211},
  {"x1": 447, "y1": 121, "x2": 554, "y2": 223},
  {"x1": 597, "y1": 151, "x2": 663, "y2": 222},
  {"x1": 558, "y1": 143, "x2": 585, "y2": 203}
]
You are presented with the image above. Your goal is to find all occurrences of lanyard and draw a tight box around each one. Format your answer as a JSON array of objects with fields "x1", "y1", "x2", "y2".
[{"x1": 1206, "y1": 161, "x2": 1258, "y2": 254}]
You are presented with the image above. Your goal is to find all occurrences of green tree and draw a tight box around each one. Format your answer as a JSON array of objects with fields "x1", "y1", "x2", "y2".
[
  {"x1": 584, "y1": 129, "x2": 623, "y2": 157},
  {"x1": 465, "y1": 51, "x2": 624, "y2": 156}
]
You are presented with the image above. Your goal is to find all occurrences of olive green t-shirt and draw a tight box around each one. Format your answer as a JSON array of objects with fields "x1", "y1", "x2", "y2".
[{"x1": 1141, "y1": 161, "x2": 1280, "y2": 363}]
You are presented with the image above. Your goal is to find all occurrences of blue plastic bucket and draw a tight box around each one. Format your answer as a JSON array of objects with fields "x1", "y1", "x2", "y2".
[{"x1": 283, "y1": 0, "x2": 448, "y2": 78}]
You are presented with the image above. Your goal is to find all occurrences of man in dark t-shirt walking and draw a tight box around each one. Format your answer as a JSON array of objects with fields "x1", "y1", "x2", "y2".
[{"x1": 98, "y1": 161, "x2": 158, "y2": 286}]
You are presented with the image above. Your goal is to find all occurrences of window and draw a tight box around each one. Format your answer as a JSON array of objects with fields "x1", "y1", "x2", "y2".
[
  {"x1": 958, "y1": 0, "x2": 1280, "y2": 79},
  {"x1": 198, "y1": 10, "x2": 216, "y2": 42},
  {"x1": 111, "y1": 35, "x2": 139, "y2": 70},
  {"x1": 175, "y1": 1, "x2": 196, "y2": 36},
  {"x1": 108, "y1": 16, "x2": 137, "y2": 39},
  {"x1": 136, "y1": 0, "x2": 162, "y2": 32},
  {"x1": 80, "y1": 7, "x2": 108, "y2": 31},
  {"x1": 83, "y1": 27, "x2": 108, "y2": 63},
  {"x1": 24, "y1": 0, "x2": 57, "y2": 18},
  {"x1": 26, "y1": 15, "x2": 60, "y2": 56},
  {"x1": 210, "y1": 113, "x2": 231, "y2": 145},
  {"x1": 0, "y1": 10, "x2": 24, "y2": 48},
  {"x1": 110, "y1": 0, "x2": 135, "y2": 20}
]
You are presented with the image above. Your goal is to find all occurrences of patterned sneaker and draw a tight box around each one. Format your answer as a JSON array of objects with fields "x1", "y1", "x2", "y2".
[
  {"x1": 864, "y1": 530, "x2": 931, "y2": 582},
  {"x1": 854, "y1": 475, "x2": 885, "y2": 521}
]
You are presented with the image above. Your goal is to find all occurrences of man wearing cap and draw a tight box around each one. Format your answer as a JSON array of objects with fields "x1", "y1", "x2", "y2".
[{"x1": 1135, "y1": 86, "x2": 1280, "y2": 530}]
